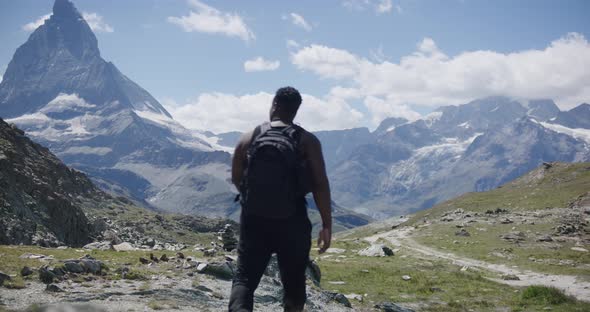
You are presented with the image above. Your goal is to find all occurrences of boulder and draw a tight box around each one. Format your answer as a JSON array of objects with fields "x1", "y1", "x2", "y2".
[
  {"x1": 502, "y1": 274, "x2": 520, "y2": 280},
  {"x1": 20, "y1": 266, "x2": 34, "y2": 277},
  {"x1": 455, "y1": 229, "x2": 470, "y2": 237},
  {"x1": 537, "y1": 235, "x2": 553, "y2": 242},
  {"x1": 113, "y1": 242, "x2": 134, "y2": 251},
  {"x1": 332, "y1": 293, "x2": 352, "y2": 308},
  {"x1": 39, "y1": 267, "x2": 57, "y2": 284},
  {"x1": 139, "y1": 257, "x2": 149, "y2": 265},
  {"x1": 64, "y1": 261, "x2": 85, "y2": 274},
  {"x1": 0, "y1": 271, "x2": 11, "y2": 286},
  {"x1": 83, "y1": 241, "x2": 112, "y2": 251},
  {"x1": 375, "y1": 302, "x2": 415, "y2": 312},
  {"x1": 80, "y1": 259, "x2": 102, "y2": 274},
  {"x1": 46, "y1": 284, "x2": 64, "y2": 292},
  {"x1": 358, "y1": 244, "x2": 393, "y2": 257},
  {"x1": 201, "y1": 262, "x2": 234, "y2": 280}
]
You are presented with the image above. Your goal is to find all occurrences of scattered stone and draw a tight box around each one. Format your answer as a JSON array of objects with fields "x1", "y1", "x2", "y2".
[
  {"x1": 139, "y1": 257, "x2": 149, "y2": 264},
  {"x1": 500, "y1": 231, "x2": 526, "y2": 242},
  {"x1": 500, "y1": 218, "x2": 514, "y2": 224},
  {"x1": 160, "y1": 254, "x2": 169, "y2": 262},
  {"x1": 382, "y1": 246, "x2": 395, "y2": 256},
  {"x1": 83, "y1": 241, "x2": 112, "y2": 251},
  {"x1": 375, "y1": 302, "x2": 416, "y2": 312},
  {"x1": 326, "y1": 248, "x2": 346, "y2": 254},
  {"x1": 149, "y1": 253, "x2": 159, "y2": 263},
  {"x1": 360, "y1": 269, "x2": 370, "y2": 273},
  {"x1": 345, "y1": 293, "x2": 363, "y2": 302},
  {"x1": 0, "y1": 271, "x2": 11, "y2": 286},
  {"x1": 144, "y1": 238, "x2": 156, "y2": 248},
  {"x1": 332, "y1": 293, "x2": 352, "y2": 308},
  {"x1": 45, "y1": 284, "x2": 64, "y2": 292},
  {"x1": 219, "y1": 224, "x2": 238, "y2": 252},
  {"x1": 486, "y1": 208, "x2": 509, "y2": 215},
  {"x1": 430, "y1": 287, "x2": 443, "y2": 292},
  {"x1": 358, "y1": 244, "x2": 393, "y2": 257},
  {"x1": 113, "y1": 242, "x2": 134, "y2": 251},
  {"x1": 64, "y1": 261, "x2": 85, "y2": 274},
  {"x1": 203, "y1": 248, "x2": 217, "y2": 257},
  {"x1": 225, "y1": 255, "x2": 237, "y2": 262},
  {"x1": 196, "y1": 263, "x2": 208, "y2": 273},
  {"x1": 455, "y1": 229, "x2": 470, "y2": 237},
  {"x1": 19, "y1": 253, "x2": 54, "y2": 261},
  {"x1": 537, "y1": 235, "x2": 553, "y2": 242},
  {"x1": 328, "y1": 281, "x2": 346, "y2": 285},
  {"x1": 176, "y1": 252, "x2": 185, "y2": 259},
  {"x1": 306, "y1": 260, "x2": 321, "y2": 286},
  {"x1": 80, "y1": 259, "x2": 102, "y2": 274},
  {"x1": 201, "y1": 262, "x2": 234, "y2": 280},
  {"x1": 402, "y1": 275, "x2": 411, "y2": 281},
  {"x1": 571, "y1": 247, "x2": 588, "y2": 252},
  {"x1": 502, "y1": 274, "x2": 520, "y2": 281},
  {"x1": 20, "y1": 266, "x2": 34, "y2": 277},
  {"x1": 39, "y1": 267, "x2": 57, "y2": 284}
]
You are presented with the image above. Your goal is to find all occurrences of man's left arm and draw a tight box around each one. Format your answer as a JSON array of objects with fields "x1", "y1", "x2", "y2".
[{"x1": 231, "y1": 131, "x2": 252, "y2": 190}]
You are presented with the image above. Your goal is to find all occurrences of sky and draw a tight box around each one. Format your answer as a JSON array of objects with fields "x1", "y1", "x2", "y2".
[{"x1": 0, "y1": 0, "x2": 589, "y2": 133}]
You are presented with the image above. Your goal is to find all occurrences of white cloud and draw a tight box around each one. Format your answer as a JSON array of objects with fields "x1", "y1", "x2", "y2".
[
  {"x1": 376, "y1": 0, "x2": 393, "y2": 14},
  {"x1": 286, "y1": 39, "x2": 300, "y2": 49},
  {"x1": 168, "y1": 0, "x2": 255, "y2": 42},
  {"x1": 82, "y1": 12, "x2": 114, "y2": 33},
  {"x1": 23, "y1": 12, "x2": 113, "y2": 33},
  {"x1": 244, "y1": 57, "x2": 280, "y2": 72},
  {"x1": 22, "y1": 13, "x2": 51, "y2": 31},
  {"x1": 288, "y1": 13, "x2": 312, "y2": 31},
  {"x1": 292, "y1": 33, "x2": 590, "y2": 125},
  {"x1": 342, "y1": 0, "x2": 400, "y2": 14},
  {"x1": 162, "y1": 92, "x2": 364, "y2": 133}
]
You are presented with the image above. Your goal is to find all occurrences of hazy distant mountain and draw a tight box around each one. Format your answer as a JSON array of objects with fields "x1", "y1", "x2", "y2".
[
  {"x1": 0, "y1": 0, "x2": 236, "y2": 217},
  {"x1": 329, "y1": 97, "x2": 590, "y2": 218}
]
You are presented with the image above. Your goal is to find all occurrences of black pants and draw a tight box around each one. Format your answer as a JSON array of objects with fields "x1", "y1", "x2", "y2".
[{"x1": 228, "y1": 211, "x2": 312, "y2": 312}]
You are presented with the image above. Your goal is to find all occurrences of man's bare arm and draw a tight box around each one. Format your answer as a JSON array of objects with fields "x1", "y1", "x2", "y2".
[
  {"x1": 304, "y1": 133, "x2": 332, "y2": 252},
  {"x1": 231, "y1": 131, "x2": 252, "y2": 190}
]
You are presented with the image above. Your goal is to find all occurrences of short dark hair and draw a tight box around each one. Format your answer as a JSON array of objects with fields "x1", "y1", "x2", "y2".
[{"x1": 273, "y1": 86, "x2": 302, "y2": 115}]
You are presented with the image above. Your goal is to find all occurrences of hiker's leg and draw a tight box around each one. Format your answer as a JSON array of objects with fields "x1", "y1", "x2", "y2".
[
  {"x1": 229, "y1": 219, "x2": 272, "y2": 312},
  {"x1": 277, "y1": 218, "x2": 312, "y2": 312}
]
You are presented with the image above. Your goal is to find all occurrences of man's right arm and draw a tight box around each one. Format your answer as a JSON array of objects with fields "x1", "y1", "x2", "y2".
[{"x1": 304, "y1": 132, "x2": 332, "y2": 253}]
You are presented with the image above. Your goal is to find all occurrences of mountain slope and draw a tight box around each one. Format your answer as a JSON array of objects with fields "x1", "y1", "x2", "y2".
[{"x1": 0, "y1": 0, "x2": 236, "y2": 217}]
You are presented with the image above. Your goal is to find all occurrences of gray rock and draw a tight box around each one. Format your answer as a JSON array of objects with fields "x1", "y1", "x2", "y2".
[
  {"x1": 46, "y1": 284, "x2": 65, "y2": 292},
  {"x1": 382, "y1": 246, "x2": 395, "y2": 256},
  {"x1": 455, "y1": 229, "x2": 471, "y2": 237},
  {"x1": 537, "y1": 235, "x2": 553, "y2": 242},
  {"x1": 113, "y1": 242, "x2": 134, "y2": 251},
  {"x1": 83, "y1": 241, "x2": 112, "y2": 251},
  {"x1": 358, "y1": 244, "x2": 388, "y2": 257},
  {"x1": 501, "y1": 231, "x2": 526, "y2": 242},
  {"x1": 0, "y1": 271, "x2": 11, "y2": 286},
  {"x1": 39, "y1": 267, "x2": 57, "y2": 284},
  {"x1": 306, "y1": 260, "x2": 322, "y2": 286},
  {"x1": 375, "y1": 302, "x2": 415, "y2": 312},
  {"x1": 502, "y1": 274, "x2": 520, "y2": 280},
  {"x1": 64, "y1": 261, "x2": 85, "y2": 273},
  {"x1": 20, "y1": 266, "x2": 34, "y2": 277},
  {"x1": 80, "y1": 259, "x2": 102, "y2": 274},
  {"x1": 332, "y1": 293, "x2": 352, "y2": 308},
  {"x1": 201, "y1": 262, "x2": 234, "y2": 280}
]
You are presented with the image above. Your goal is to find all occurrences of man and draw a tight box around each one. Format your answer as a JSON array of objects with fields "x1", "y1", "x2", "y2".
[{"x1": 228, "y1": 87, "x2": 332, "y2": 312}]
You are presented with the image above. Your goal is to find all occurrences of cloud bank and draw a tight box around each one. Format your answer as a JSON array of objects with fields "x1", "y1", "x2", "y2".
[
  {"x1": 168, "y1": 0, "x2": 255, "y2": 42},
  {"x1": 291, "y1": 32, "x2": 590, "y2": 126},
  {"x1": 244, "y1": 57, "x2": 280, "y2": 72}
]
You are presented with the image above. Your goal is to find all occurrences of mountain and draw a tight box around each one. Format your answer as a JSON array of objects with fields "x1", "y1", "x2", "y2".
[
  {"x1": 0, "y1": 117, "x2": 95, "y2": 246},
  {"x1": 0, "y1": 0, "x2": 236, "y2": 217},
  {"x1": 328, "y1": 97, "x2": 590, "y2": 218},
  {"x1": 0, "y1": 117, "x2": 237, "y2": 248}
]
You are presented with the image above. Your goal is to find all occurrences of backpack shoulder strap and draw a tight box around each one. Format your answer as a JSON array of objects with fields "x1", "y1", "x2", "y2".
[
  {"x1": 251, "y1": 122, "x2": 271, "y2": 143},
  {"x1": 282, "y1": 124, "x2": 303, "y2": 146}
]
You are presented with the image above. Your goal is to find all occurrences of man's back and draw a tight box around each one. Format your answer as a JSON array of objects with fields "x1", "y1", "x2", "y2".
[{"x1": 228, "y1": 87, "x2": 331, "y2": 312}]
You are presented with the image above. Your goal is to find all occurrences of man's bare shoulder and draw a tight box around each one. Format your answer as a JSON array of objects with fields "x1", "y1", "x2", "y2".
[{"x1": 236, "y1": 130, "x2": 255, "y2": 149}]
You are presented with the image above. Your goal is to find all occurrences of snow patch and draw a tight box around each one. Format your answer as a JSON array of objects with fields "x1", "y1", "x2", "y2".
[
  {"x1": 40, "y1": 93, "x2": 95, "y2": 114},
  {"x1": 539, "y1": 122, "x2": 590, "y2": 144},
  {"x1": 60, "y1": 146, "x2": 112, "y2": 155}
]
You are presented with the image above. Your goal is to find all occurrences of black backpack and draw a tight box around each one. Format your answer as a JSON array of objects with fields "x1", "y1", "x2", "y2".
[{"x1": 239, "y1": 122, "x2": 308, "y2": 219}]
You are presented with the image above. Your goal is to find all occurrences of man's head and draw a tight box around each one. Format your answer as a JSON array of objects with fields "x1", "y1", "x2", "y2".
[{"x1": 270, "y1": 86, "x2": 302, "y2": 123}]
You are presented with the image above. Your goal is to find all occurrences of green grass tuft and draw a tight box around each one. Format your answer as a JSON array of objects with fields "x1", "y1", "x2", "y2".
[{"x1": 521, "y1": 285, "x2": 574, "y2": 305}]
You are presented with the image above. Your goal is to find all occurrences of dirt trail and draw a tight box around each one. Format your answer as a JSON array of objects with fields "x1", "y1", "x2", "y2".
[{"x1": 364, "y1": 227, "x2": 590, "y2": 302}]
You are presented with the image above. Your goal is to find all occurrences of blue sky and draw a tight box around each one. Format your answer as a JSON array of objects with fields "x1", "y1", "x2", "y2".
[{"x1": 1, "y1": 0, "x2": 589, "y2": 133}]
